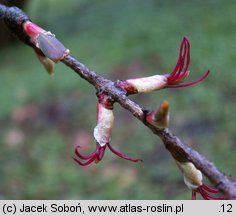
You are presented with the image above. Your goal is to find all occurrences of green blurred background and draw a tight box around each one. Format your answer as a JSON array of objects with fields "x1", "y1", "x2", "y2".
[{"x1": 0, "y1": 0, "x2": 236, "y2": 199}]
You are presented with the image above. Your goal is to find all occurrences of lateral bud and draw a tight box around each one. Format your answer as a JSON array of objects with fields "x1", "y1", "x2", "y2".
[
  {"x1": 23, "y1": 21, "x2": 70, "y2": 62},
  {"x1": 146, "y1": 100, "x2": 170, "y2": 129},
  {"x1": 176, "y1": 161, "x2": 203, "y2": 190},
  {"x1": 116, "y1": 75, "x2": 167, "y2": 95}
]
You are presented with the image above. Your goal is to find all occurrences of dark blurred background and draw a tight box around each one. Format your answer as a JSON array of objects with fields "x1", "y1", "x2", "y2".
[
  {"x1": 0, "y1": 0, "x2": 236, "y2": 199},
  {"x1": 0, "y1": 0, "x2": 27, "y2": 47}
]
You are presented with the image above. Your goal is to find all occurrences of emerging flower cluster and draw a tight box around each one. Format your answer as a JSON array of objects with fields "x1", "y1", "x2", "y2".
[
  {"x1": 176, "y1": 161, "x2": 225, "y2": 200},
  {"x1": 73, "y1": 37, "x2": 210, "y2": 166},
  {"x1": 166, "y1": 37, "x2": 210, "y2": 88},
  {"x1": 116, "y1": 37, "x2": 209, "y2": 95},
  {"x1": 73, "y1": 94, "x2": 143, "y2": 166}
]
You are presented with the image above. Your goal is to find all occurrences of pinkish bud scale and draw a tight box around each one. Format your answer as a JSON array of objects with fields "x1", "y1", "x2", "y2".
[{"x1": 23, "y1": 21, "x2": 69, "y2": 62}]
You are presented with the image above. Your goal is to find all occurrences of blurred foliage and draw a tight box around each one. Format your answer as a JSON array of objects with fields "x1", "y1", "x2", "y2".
[{"x1": 0, "y1": 0, "x2": 236, "y2": 199}]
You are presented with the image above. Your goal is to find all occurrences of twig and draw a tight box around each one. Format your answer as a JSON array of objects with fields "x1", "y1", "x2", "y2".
[{"x1": 62, "y1": 55, "x2": 236, "y2": 199}]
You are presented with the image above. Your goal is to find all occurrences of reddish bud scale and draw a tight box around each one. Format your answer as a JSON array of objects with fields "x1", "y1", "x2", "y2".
[
  {"x1": 97, "y1": 94, "x2": 114, "y2": 110},
  {"x1": 23, "y1": 21, "x2": 45, "y2": 39},
  {"x1": 116, "y1": 80, "x2": 138, "y2": 95},
  {"x1": 23, "y1": 21, "x2": 69, "y2": 63},
  {"x1": 146, "y1": 111, "x2": 155, "y2": 124}
]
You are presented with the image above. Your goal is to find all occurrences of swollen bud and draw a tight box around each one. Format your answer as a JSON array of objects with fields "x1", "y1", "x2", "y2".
[
  {"x1": 175, "y1": 160, "x2": 225, "y2": 199},
  {"x1": 176, "y1": 161, "x2": 203, "y2": 190},
  {"x1": 37, "y1": 33, "x2": 69, "y2": 62},
  {"x1": 116, "y1": 74, "x2": 168, "y2": 95},
  {"x1": 23, "y1": 21, "x2": 70, "y2": 63},
  {"x1": 94, "y1": 103, "x2": 114, "y2": 147},
  {"x1": 146, "y1": 100, "x2": 170, "y2": 129}
]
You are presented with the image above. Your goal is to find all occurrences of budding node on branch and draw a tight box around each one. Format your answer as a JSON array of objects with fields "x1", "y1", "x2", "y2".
[
  {"x1": 22, "y1": 21, "x2": 69, "y2": 75},
  {"x1": 116, "y1": 37, "x2": 209, "y2": 96},
  {"x1": 176, "y1": 161, "x2": 225, "y2": 200},
  {"x1": 146, "y1": 100, "x2": 170, "y2": 129},
  {"x1": 73, "y1": 94, "x2": 142, "y2": 166}
]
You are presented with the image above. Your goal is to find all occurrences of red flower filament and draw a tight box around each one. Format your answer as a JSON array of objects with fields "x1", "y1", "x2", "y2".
[
  {"x1": 166, "y1": 37, "x2": 210, "y2": 88},
  {"x1": 192, "y1": 184, "x2": 225, "y2": 200},
  {"x1": 73, "y1": 143, "x2": 142, "y2": 166}
]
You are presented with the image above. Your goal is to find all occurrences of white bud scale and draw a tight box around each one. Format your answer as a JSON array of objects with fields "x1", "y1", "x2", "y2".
[
  {"x1": 94, "y1": 103, "x2": 114, "y2": 147},
  {"x1": 126, "y1": 75, "x2": 167, "y2": 93},
  {"x1": 176, "y1": 161, "x2": 203, "y2": 190}
]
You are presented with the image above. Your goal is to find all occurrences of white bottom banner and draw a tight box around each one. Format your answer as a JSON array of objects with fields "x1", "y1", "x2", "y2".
[{"x1": 0, "y1": 200, "x2": 234, "y2": 216}]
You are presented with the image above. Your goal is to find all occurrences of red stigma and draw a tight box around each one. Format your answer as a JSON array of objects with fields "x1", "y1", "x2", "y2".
[
  {"x1": 73, "y1": 143, "x2": 142, "y2": 166},
  {"x1": 166, "y1": 37, "x2": 210, "y2": 88},
  {"x1": 192, "y1": 184, "x2": 225, "y2": 200},
  {"x1": 107, "y1": 143, "x2": 143, "y2": 163},
  {"x1": 73, "y1": 144, "x2": 106, "y2": 166}
]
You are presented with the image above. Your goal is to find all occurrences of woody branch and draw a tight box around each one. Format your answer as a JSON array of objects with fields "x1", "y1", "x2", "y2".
[{"x1": 0, "y1": 4, "x2": 235, "y2": 199}]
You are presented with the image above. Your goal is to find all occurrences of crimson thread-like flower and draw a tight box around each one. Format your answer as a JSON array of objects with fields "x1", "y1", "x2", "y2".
[
  {"x1": 73, "y1": 142, "x2": 142, "y2": 166},
  {"x1": 192, "y1": 184, "x2": 225, "y2": 200},
  {"x1": 166, "y1": 37, "x2": 210, "y2": 88},
  {"x1": 73, "y1": 95, "x2": 142, "y2": 166},
  {"x1": 116, "y1": 37, "x2": 209, "y2": 95}
]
